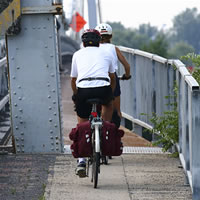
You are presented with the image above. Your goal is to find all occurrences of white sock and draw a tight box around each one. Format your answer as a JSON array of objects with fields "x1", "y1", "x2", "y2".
[{"x1": 78, "y1": 158, "x2": 86, "y2": 163}]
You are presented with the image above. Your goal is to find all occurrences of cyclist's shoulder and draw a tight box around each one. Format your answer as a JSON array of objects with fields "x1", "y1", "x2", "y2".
[
  {"x1": 100, "y1": 43, "x2": 116, "y2": 55},
  {"x1": 73, "y1": 46, "x2": 92, "y2": 56},
  {"x1": 100, "y1": 43, "x2": 116, "y2": 49}
]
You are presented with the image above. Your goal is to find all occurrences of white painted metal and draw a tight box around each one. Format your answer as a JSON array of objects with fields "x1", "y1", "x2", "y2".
[
  {"x1": 0, "y1": 57, "x2": 6, "y2": 67},
  {"x1": 0, "y1": 56, "x2": 8, "y2": 100},
  {"x1": 185, "y1": 75, "x2": 199, "y2": 90},
  {"x1": 122, "y1": 112, "x2": 153, "y2": 130},
  {"x1": 0, "y1": 94, "x2": 9, "y2": 111}
]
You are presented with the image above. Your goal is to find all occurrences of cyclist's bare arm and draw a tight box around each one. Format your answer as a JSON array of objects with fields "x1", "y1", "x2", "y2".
[
  {"x1": 71, "y1": 77, "x2": 77, "y2": 94},
  {"x1": 115, "y1": 46, "x2": 130, "y2": 78},
  {"x1": 109, "y1": 72, "x2": 116, "y2": 93}
]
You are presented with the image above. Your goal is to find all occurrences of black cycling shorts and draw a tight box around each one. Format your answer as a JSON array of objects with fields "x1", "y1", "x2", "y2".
[
  {"x1": 75, "y1": 86, "x2": 113, "y2": 119},
  {"x1": 114, "y1": 72, "x2": 121, "y2": 97}
]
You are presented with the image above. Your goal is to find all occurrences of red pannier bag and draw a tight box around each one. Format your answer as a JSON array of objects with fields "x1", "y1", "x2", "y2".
[
  {"x1": 69, "y1": 121, "x2": 92, "y2": 158},
  {"x1": 101, "y1": 121, "x2": 124, "y2": 156}
]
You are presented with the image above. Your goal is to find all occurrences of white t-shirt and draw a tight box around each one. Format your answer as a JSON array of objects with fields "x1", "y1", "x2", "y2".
[
  {"x1": 70, "y1": 46, "x2": 115, "y2": 88},
  {"x1": 99, "y1": 43, "x2": 118, "y2": 71}
]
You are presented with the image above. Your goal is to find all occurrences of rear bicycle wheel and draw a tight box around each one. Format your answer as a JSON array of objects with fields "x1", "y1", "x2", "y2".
[{"x1": 92, "y1": 152, "x2": 100, "y2": 188}]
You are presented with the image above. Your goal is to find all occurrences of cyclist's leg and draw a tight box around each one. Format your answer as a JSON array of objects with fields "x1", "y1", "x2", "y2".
[
  {"x1": 77, "y1": 116, "x2": 88, "y2": 123},
  {"x1": 113, "y1": 73, "x2": 122, "y2": 118},
  {"x1": 75, "y1": 88, "x2": 92, "y2": 123},
  {"x1": 73, "y1": 88, "x2": 92, "y2": 178},
  {"x1": 99, "y1": 86, "x2": 113, "y2": 121},
  {"x1": 101, "y1": 102, "x2": 113, "y2": 121},
  {"x1": 113, "y1": 96, "x2": 122, "y2": 118}
]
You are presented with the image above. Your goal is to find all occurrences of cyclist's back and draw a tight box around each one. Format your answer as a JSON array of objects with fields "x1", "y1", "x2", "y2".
[
  {"x1": 71, "y1": 45, "x2": 114, "y2": 89},
  {"x1": 70, "y1": 29, "x2": 116, "y2": 178},
  {"x1": 99, "y1": 43, "x2": 118, "y2": 70}
]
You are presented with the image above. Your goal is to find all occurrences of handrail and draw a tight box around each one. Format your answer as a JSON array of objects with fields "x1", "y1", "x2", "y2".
[
  {"x1": 118, "y1": 46, "x2": 200, "y2": 199},
  {"x1": 0, "y1": 57, "x2": 6, "y2": 67},
  {"x1": 0, "y1": 56, "x2": 9, "y2": 110},
  {"x1": 0, "y1": 94, "x2": 9, "y2": 111},
  {"x1": 118, "y1": 46, "x2": 176, "y2": 127},
  {"x1": 173, "y1": 59, "x2": 200, "y2": 199}
]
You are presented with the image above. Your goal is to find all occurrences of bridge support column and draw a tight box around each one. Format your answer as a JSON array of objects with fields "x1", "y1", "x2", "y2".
[
  {"x1": 5, "y1": 0, "x2": 63, "y2": 153},
  {"x1": 87, "y1": 0, "x2": 97, "y2": 28}
]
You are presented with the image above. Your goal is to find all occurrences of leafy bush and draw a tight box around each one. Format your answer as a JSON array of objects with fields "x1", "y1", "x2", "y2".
[
  {"x1": 149, "y1": 106, "x2": 178, "y2": 152},
  {"x1": 150, "y1": 52, "x2": 200, "y2": 152},
  {"x1": 181, "y1": 53, "x2": 200, "y2": 84}
]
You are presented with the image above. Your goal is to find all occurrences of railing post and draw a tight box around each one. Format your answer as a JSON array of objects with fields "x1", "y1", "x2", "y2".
[{"x1": 190, "y1": 90, "x2": 200, "y2": 199}]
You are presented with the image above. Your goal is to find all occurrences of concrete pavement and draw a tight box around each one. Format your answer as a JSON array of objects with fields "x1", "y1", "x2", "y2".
[
  {"x1": 44, "y1": 154, "x2": 192, "y2": 200},
  {"x1": 0, "y1": 153, "x2": 192, "y2": 200}
]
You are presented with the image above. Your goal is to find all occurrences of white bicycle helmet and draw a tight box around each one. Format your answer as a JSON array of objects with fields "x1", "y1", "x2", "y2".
[{"x1": 95, "y1": 23, "x2": 112, "y2": 35}]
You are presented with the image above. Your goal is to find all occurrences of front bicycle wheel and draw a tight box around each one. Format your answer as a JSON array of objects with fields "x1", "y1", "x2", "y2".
[{"x1": 92, "y1": 152, "x2": 100, "y2": 188}]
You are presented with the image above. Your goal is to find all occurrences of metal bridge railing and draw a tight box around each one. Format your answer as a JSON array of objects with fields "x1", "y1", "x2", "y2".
[
  {"x1": 118, "y1": 46, "x2": 176, "y2": 130},
  {"x1": 0, "y1": 56, "x2": 8, "y2": 109},
  {"x1": 118, "y1": 46, "x2": 200, "y2": 199},
  {"x1": 174, "y1": 60, "x2": 200, "y2": 199},
  {"x1": 0, "y1": 56, "x2": 11, "y2": 148}
]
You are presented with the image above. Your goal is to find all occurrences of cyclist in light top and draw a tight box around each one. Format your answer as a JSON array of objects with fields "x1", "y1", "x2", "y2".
[
  {"x1": 70, "y1": 29, "x2": 116, "y2": 177},
  {"x1": 95, "y1": 23, "x2": 131, "y2": 121}
]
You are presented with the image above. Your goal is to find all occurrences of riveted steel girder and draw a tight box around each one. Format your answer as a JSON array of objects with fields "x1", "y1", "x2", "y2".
[{"x1": 6, "y1": 0, "x2": 63, "y2": 153}]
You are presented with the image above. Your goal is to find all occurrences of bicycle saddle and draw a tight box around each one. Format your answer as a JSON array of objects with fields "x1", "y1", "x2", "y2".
[{"x1": 86, "y1": 98, "x2": 103, "y2": 105}]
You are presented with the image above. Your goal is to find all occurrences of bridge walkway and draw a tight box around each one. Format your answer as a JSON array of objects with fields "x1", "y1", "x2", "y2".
[
  {"x1": 0, "y1": 74, "x2": 192, "y2": 200},
  {"x1": 0, "y1": 152, "x2": 192, "y2": 200}
]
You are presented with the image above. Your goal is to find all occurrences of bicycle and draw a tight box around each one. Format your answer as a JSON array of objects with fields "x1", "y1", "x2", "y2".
[
  {"x1": 86, "y1": 98, "x2": 104, "y2": 188},
  {"x1": 70, "y1": 97, "x2": 124, "y2": 188}
]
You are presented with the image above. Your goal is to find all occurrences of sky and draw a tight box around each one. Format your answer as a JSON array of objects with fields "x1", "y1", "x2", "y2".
[{"x1": 100, "y1": 0, "x2": 200, "y2": 29}]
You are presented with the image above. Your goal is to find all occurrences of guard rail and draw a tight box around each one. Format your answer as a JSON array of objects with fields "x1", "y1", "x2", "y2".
[{"x1": 118, "y1": 46, "x2": 200, "y2": 199}]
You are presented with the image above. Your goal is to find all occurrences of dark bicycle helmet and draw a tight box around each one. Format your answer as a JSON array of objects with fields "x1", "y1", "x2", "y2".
[{"x1": 81, "y1": 29, "x2": 101, "y2": 46}]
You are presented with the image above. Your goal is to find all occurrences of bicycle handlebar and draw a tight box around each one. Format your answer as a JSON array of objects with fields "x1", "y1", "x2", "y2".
[{"x1": 118, "y1": 74, "x2": 132, "y2": 80}]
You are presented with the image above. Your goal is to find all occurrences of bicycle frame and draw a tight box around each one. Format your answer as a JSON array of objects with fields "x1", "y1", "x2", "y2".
[
  {"x1": 90, "y1": 103, "x2": 102, "y2": 153},
  {"x1": 88, "y1": 100, "x2": 103, "y2": 188}
]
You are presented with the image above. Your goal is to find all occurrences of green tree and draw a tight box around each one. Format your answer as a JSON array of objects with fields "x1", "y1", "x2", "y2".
[
  {"x1": 106, "y1": 21, "x2": 125, "y2": 31},
  {"x1": 141, "y1": 34, "x2": 168, "y2": 57},
  {"x1": 137, "y1": 23, "x2": 158, "y2": 39},
  {"x1": 108, "y1": 22, "x2": 158, "y2": 49},
  {"x1": 172, "y1": 8, "x2": 200, "y2": 53},
  {"x1": 168, "y1": 41, "x2": 195, "y2": 59}
]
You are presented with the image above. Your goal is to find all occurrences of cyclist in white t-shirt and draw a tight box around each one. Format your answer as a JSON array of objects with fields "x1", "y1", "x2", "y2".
[
  {"x1": 71, "y1": 29, "x2": 115, "y2": 123},
  {"x1": 95, "y1": 23, "x2": 131, "y2": 125},
  {"x1": 70, "y1": 29, "x2": 116, "y2": 177}
]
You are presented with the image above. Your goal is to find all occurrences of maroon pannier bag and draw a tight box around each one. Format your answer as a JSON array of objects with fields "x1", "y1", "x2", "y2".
[
  {"x1": 101, "y1": 121, "x2": 124, "y2": 156},
  {"x1": 69, "y1": 121, "x2": 92, "y2": 158}
]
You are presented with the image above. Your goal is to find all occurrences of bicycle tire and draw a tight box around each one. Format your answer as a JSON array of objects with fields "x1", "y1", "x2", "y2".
[
  {"x1": 101, "y1": 155, "x2": 108, "y2": 165},
  {"x1": 93, "y1": 152, "x2": 100, "y2": 188}
]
